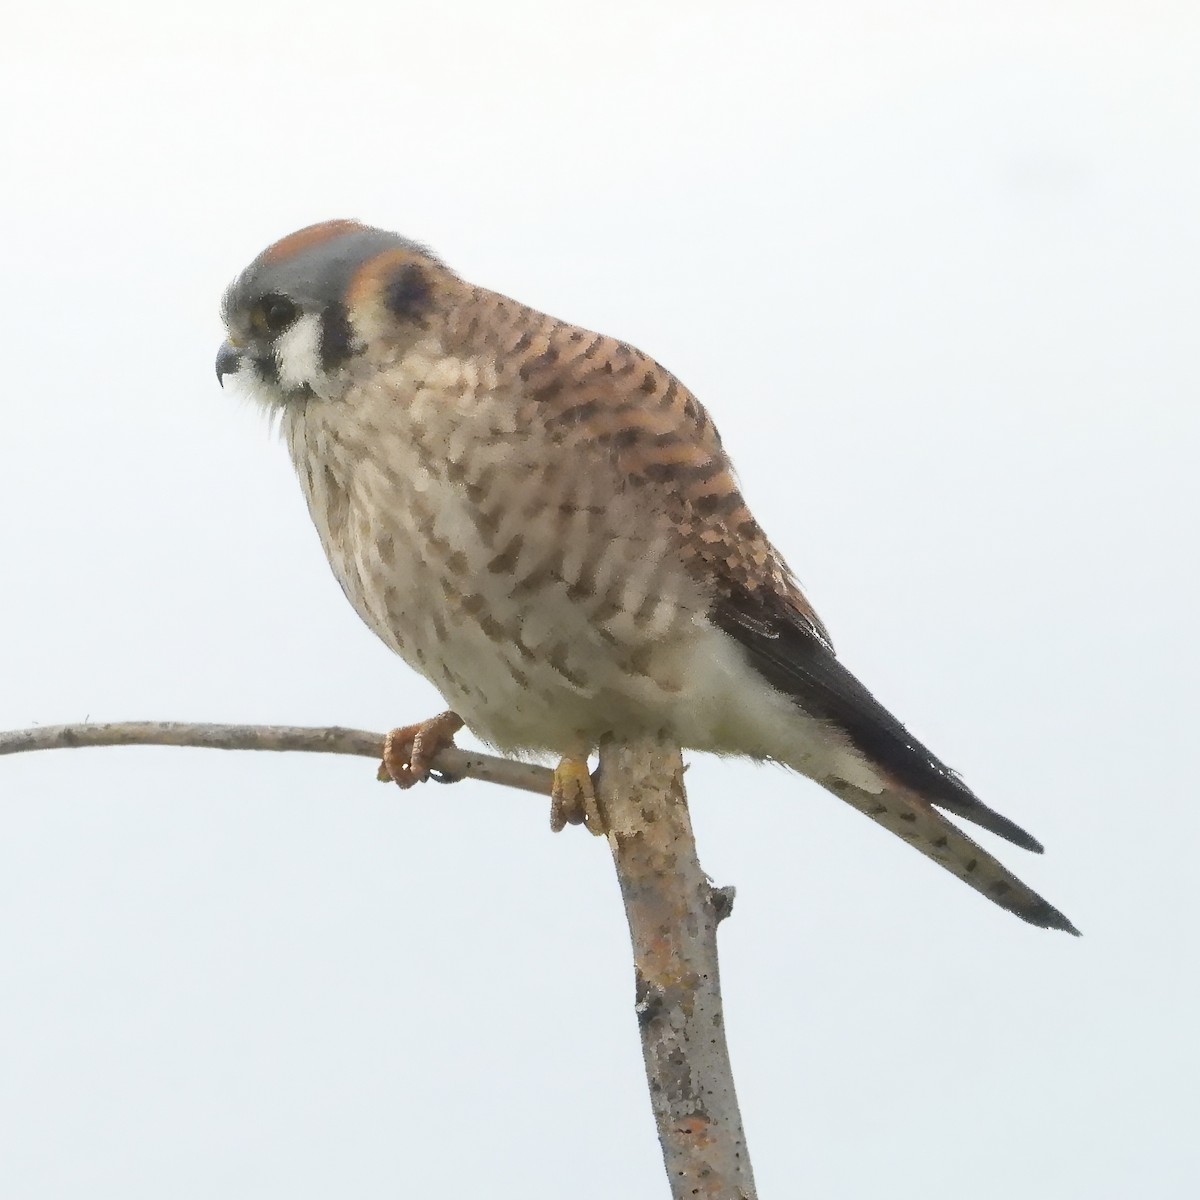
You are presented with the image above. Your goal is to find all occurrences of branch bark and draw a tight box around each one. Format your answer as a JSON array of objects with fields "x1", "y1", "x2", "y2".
[
  {"x1": 0, "y1": 721, "x2": 553, "y2": 794},
  {"x1": 2, "y1": 722, "x2": 756, "y2": 1197},
  {"x1": 597, "y1": 736, "x2": 757, "y2": 1200}
]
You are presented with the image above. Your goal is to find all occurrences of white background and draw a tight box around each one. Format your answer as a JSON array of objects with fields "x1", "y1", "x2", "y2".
[{"x1": 2, "y1": 3, "x2": 1197, "y2": 1196}]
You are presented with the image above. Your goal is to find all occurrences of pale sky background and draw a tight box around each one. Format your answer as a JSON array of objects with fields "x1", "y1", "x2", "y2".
[{"x1": 2, "y1": 3, "x2": 1197, "y2": 1197}]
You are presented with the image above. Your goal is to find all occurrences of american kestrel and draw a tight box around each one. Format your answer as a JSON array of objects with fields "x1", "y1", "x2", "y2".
[{"x1": 216, "y1": 220, "x2": 1077, "y2": 935}]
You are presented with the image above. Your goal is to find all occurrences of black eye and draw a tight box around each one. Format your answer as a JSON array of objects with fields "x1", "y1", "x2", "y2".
[{"x1": 255, "y1": 294, "x2": 298, "y2": 335}]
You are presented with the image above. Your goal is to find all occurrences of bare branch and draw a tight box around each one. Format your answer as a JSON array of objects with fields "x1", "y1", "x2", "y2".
[
  {"x1": 4, "y1": 722, "x2": 756, "y2": 1195},
  {"x1": 597, "y1": 737, "x2": 756, "y2": 1200},
  {"x1": 0, "y1": 721, "x2": 553, "y2": 796}
]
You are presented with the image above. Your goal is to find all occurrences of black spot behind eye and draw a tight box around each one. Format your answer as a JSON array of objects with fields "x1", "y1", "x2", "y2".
[
  {"x1": 258, "y1": 294, "x2": 299, "y2": 334},
  {"x1": 384, "y1": 263, "x2": 431, "y2": 321}
]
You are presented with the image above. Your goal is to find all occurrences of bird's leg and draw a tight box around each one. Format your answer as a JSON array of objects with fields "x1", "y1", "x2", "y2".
[
  {"x1": 377, "y1": 711, "x2": 465, "y2": 789},
  {"x1": 550, "y1": 746, "x2": 604, "y2": 836}
]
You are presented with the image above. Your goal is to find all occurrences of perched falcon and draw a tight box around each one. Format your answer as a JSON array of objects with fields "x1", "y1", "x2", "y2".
[{"x1": 216, "y1": 220, "x2": 1077, "y2": 935}]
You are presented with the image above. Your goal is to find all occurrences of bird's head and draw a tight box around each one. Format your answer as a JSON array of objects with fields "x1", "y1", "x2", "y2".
[{"x1": 217, "y1": 219, "x2": 447, "y2": 407}]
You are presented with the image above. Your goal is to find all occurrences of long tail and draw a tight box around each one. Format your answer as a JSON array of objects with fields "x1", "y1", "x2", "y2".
[
  {"x1": 822, "y1": 778, "x2": 1080, "y2": 935},
  {"x1": 712, "y1": 595, "x2": 1077, "y2": 932}
]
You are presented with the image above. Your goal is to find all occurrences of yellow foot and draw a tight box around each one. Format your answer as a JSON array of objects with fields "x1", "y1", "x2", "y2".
[
  {"x1": 549, "y1": 755, "x2": 604, "y2": 835},
  {"x1": 377, "y1": 711, "x2": 465, "y2": 789}
]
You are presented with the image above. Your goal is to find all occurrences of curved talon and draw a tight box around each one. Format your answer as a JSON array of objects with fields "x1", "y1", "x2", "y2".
[
  {"x1": 550, "y1": 755, "x2": 604, "y2": 835},
  {"x1": 378, "y1": 711, "x2": 465, "y2": 789}
]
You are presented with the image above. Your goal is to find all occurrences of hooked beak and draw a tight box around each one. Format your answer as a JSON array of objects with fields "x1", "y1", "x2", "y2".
[{"x1": 215, "y1": 341, "x2": 243, "y2": 387}]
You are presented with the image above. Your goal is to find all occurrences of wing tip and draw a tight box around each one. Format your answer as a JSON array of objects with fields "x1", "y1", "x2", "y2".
[
  {"x1": 926, "y1": 784, "x2": 1047, "y2": 854},
  {"x1": 997, "y1": 820, "x2": 1045, "y2": 855}
]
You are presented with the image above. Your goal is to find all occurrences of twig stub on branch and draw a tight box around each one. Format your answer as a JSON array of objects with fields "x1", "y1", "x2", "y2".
[{"x1": 598, "y1": 737, "x2": 756, "y2": 1200}]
